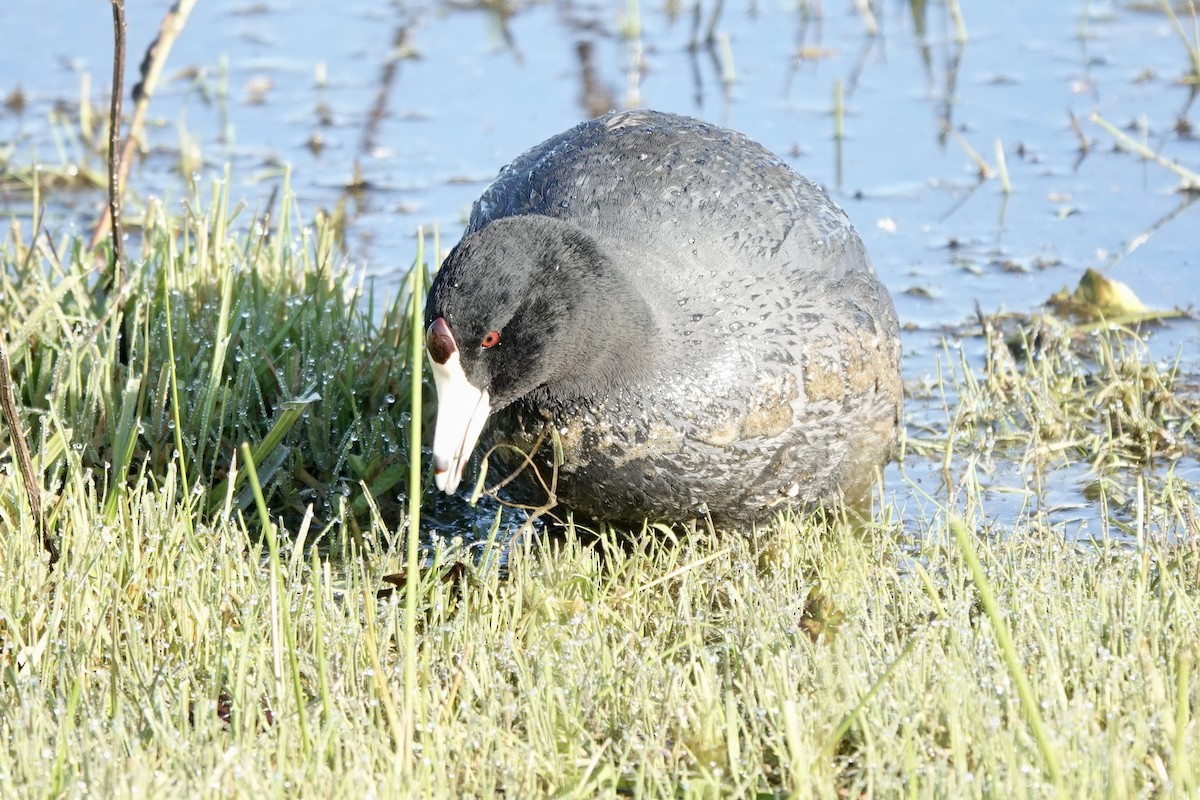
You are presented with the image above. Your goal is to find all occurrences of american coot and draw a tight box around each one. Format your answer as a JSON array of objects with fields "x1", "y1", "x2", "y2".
[{"x1": 425, "y1": 110, "x2": 901, "y2": 526}]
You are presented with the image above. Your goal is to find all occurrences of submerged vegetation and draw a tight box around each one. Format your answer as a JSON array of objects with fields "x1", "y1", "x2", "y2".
[{"x1": 0, "y1": 179, "x2": 1197, "y2": 796}]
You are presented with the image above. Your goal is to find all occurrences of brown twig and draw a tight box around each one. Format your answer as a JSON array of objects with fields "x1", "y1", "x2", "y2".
[
  {"x1": 479, "y1": 428, "x2": 551, "y2": 496},
  {"x1": 105, "y1": 0, "x2": 127, "y2": 289},
  {"x1": 477, "y1": 433, "x2": 562, "y2": 534},
  {"x1": 0, "y1": 331, "x2": 58, "y2": 566},
  {"x1": 88, "y1": 0, "x2": 199, "y2": 253}
]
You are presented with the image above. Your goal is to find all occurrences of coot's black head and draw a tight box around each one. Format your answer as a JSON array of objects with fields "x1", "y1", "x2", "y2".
[
  {"x1": 424, "y1": 215, "x2": 622, "y2": 494},
  {"x1": 427, "y1": 216, "x2": 596, "y2": 410}
]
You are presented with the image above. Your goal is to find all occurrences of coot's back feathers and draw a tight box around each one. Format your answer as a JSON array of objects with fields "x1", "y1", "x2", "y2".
[{"x1": 470, "y1": 110, "x2": 873, "y2": 284}]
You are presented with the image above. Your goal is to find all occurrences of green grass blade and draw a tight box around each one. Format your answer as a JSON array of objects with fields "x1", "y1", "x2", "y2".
[
  {"x1": 950, "y1": 517, "x2": 1064, "y2": 791},
  {"x1": 239, "y1": 442, "x2": 311, "y2": 757},
  {"x1": 102, "y1": 378, "x2": 142, "y2": 520},
  {"x1": 400, "y1": 228, "x2": 426, "y2": 772},
  {"x1": 208, "y1": 393, "x2": 315, "y2": 516}
]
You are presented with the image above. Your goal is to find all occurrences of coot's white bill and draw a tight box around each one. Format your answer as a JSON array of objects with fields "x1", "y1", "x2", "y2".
[{"x1": 429, "y1": 346, "x2": 491, "y2": 494}]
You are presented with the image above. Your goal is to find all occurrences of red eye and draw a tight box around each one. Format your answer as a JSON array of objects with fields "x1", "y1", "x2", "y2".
[{"x1": 481, "y1": 330, "x2": 500, "y2": 348}]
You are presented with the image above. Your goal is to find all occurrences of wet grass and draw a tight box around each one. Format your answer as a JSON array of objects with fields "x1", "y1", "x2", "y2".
[
  {"x1": 907, "y1": 306, "x2": 1198, "y2": 534},
  {"x1": 1, "y1": 183, "x2": 1199, "y2": 797},
  {"x1": 1, "y1": 173, "x2": 420, "y2": 538}
]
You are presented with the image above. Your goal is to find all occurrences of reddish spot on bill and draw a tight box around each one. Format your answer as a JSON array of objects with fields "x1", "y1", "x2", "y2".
[{"x1": 427, "y1": 317, "x2": 457, "y2": 365}]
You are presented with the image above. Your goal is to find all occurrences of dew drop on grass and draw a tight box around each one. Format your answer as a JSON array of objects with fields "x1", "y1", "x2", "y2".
[{"x1": 385, "y1": 394, "x2": 396, "y2": 404}]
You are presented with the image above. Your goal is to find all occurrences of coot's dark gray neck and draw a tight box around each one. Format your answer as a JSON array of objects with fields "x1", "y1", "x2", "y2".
[{"x1": 528, "y1": 220, "x2": 659, "y2": 404}]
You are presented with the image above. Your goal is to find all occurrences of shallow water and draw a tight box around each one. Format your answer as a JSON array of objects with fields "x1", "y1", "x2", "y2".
[{"x1": 1, "y1": 0, "x2": 1197, "y2": 540}]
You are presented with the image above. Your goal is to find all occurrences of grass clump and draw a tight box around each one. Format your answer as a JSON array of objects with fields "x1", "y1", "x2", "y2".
[
  {"x1": 965, "y1": 313, "x2": 1194, "y2": 471},
  {"x1": 907, "y1": 305, "x2": 1199, "y2": 540},
  {"x1": 1, "y1": 175, "x2": 420, "y2": 537},
  {"x1": 1, "y1": 182, "x2": 1199, "y2": 797}
]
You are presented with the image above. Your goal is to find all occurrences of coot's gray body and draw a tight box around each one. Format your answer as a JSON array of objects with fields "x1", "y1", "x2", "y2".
[{"x1": 425, "y1": 109, "x2": 901, "y2": 525}]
